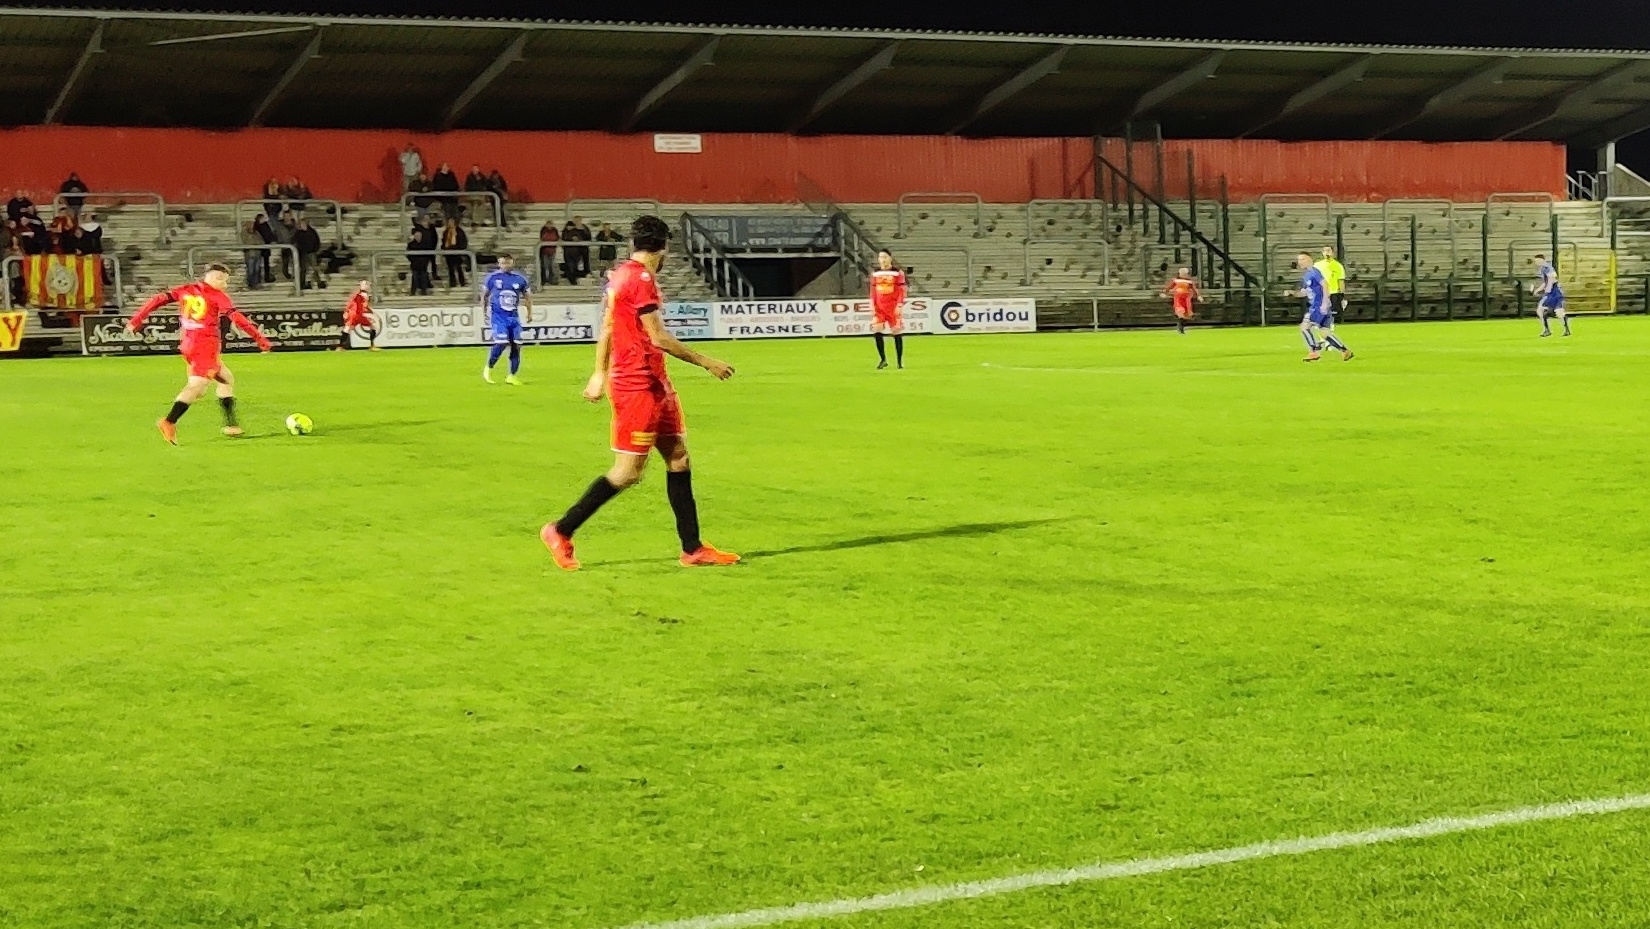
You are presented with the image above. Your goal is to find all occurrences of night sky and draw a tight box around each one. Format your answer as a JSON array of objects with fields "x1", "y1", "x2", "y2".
[{"x1": 32, "y1": 1, "x2": 1650, "y2": 166}]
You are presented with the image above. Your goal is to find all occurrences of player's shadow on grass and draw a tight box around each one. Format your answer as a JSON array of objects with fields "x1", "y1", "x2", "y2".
[
  {"x1": 315, "y1": 419, "x2": 438, "y2": 437},
  {"x1": 744, "y1": 517, "x2": 1071, "y2": 559}
]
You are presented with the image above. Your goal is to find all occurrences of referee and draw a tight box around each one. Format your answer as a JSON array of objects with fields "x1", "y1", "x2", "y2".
[{"x1": 1316, "y1": 246, "x2": 1347, "y2": 317}]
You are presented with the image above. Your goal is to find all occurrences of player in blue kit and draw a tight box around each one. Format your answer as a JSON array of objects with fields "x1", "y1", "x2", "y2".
[
  {"x1": 1532, "y1": 253, "x2": 1571, "y2": 338},
  {"x1": 1290, "y1": 251, "x2": 1353, "y2": 362},
  {"x1": 482, "y1": 253, "x2": 533, "y2": 385}
]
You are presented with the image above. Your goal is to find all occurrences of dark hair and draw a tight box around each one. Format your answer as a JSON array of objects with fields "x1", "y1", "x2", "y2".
[
  {"x1": 205, "y1": 262, "x2": 231, "y2": 274},
  {"x1": 877, "y1": 248, "x2": 901, "y2": 271},
  {"x1": 631, "y1": 215, "x2": 670, "y2": 253}
]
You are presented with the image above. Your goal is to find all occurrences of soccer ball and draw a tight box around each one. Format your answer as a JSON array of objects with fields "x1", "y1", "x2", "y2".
[{"x1": 285, "y1": 413, "x2": 314, "y2": 435}]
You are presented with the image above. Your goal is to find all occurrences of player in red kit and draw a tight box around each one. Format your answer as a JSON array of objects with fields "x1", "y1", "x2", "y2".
[
  {"x1": 340, "y1": 279, "x2": 380, "y2": 351},
  {"x1": 125, "y1": 263, "x2": 272, "y2": 445},
  {"x1": 1162, "y1": 267, "x2": 1204, "y2": 335},
  {"x1": 541, "y1": 215, "x2": 739, "y2": 571},
  {"x1": 869, "y1": 249, "x2": 907, "y2": 369}
]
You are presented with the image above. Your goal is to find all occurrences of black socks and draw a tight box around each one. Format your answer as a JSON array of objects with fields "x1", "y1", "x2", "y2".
[
  {"x1": 556, "y1": 476, "x2": 621, "y2": 538},
  {"x1": 666, "y1": 470, "x2": 702, "y2": 554},
  {"x1": 893, "y1": 335, "x2": 904, "y2": 366},
  {"x1": 165, "y1": 400, "x2": 190, "y2": 424},
  {"x1": 219, "y1": 396, "x2": 238, "y2": 427},
  {"x1": 873, "y1": 332, "x2": 886, "y2": 362}
]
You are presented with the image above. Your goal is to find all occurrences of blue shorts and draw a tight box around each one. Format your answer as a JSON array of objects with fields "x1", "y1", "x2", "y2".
[
  {"x1": 1304, "y1": 305, "x2": 1334, "y2": 328},
  {"x1": 1540, "y1": 289, "x2": 1565, "y2": 311},
  {"x1": 492, "y1": 316, "x2": 522, "y2": 344}
]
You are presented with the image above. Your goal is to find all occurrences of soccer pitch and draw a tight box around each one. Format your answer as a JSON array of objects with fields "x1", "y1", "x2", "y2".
[{"x1": 5, "y1": 319, "x2": 1650, "y2": 928}]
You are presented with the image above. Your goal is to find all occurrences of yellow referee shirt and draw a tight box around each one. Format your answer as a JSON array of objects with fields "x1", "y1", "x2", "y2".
[{"x1": 1315, "y1": 257, "x2": 1346, "y2": 295}]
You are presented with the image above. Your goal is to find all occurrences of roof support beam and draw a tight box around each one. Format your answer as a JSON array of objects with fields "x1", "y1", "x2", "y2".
[
  {"x1": 45, "y1": 19, "x2": 105, "y2": 124},
  {"x1": 620, "y1": 35, "x2": 719, "y2": 131},
  {"x1": 1495, "y1": 60, "x2": 1650, "y2": 140},
  {"x1": 792, "y1": 41, "x2": 900, "y2": 132},
  {"x1": 1572, "y1": 102, "x2": 1650, "y2": 148},
  {"x1": 948, "y1": 45, "x2": 1070, "y2": 134},
  {"x1": 443, "y1": 30, "x2": 530, "y2": 130},
  {"x1": 1373, "y1": 57, "x2": 1514, "y2": 139},
  {"x1": 1237, "y1": 55, "x2": 1373, "y2": 138},
  {"x1": 148, "y1": 25, "x2": 316, "y2": 47},
  {"x1": 249, "y1": 27, "x2": 323, "y2": 127},
  {"x1": 1131, "y1": 50, "x2": 1225, "y2": 120}
]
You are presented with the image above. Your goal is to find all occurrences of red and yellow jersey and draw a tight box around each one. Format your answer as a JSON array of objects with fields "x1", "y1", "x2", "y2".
[
  {"x1": 870, "y1": 269, "x2": 907, "y2": 313},
  {"x1": 605, "y1": 259, "x2": 668, "y2": 393},
  {"x1": 1164, "y1": 276, "x2": 1200, "y2": 306},
  {"x1": 128, "y1": 282, "x2": 269, "y2": 351},
  {"x1": 344, "y1": 291, "x2": 372, "y2": 324}
]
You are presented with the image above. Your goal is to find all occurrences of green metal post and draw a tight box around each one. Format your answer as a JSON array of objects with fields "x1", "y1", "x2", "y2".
[
  {"x1": 1220, "y1": 175, "x2": 1232, "y2": 292},
  {"x1": 1480, "y1": 219, "x2": 1491, "y2": 318},
  {"x1": 1186, "y1": 149, "x2": 1197, "y2": 236},
  {"x1": 1409, "y1": 217, "x2": 1419, "y2": 321},
  {"x1": 1550, "y1": 214, "x2": 1560, "y2": 273},
  {"x1": 1123, "y1": 122, "x2": 1136, "y2": 228},
  {"x1": 1446, "y1": 279, "x2": 1454, "y2": 320}
]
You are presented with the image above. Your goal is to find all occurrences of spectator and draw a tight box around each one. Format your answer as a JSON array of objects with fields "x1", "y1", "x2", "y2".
[
  {"x1": 253, "y1": 213, "x2": 278, "y2": 281},
  {"x1": 58, "y1": 173, "x2": 89, "y2": 219},
  {"x1": 399, "y1": 143, "x2": 424, "y2": 195},
  {"x1": 240, "y1": 219, "x2": 265, "y2": 290},
  {"x1": 48, "y1": 208, "x2": 76, "y2": 254},
  {"x1": 273, "y1": 209, "x2": 297, "y2": 281},
  {"x1": 487, "y1": 168, "x2": 509, "y2": 228},
  {"x1": 538, "y1": 221, "x2": 560, "y2": 286},
  {"x1": 407, "y1": 216, "x2": 437, "y2": 295},
  {"x1": 595, "y1": 222, "x2": 622, "y2": 276},
  {"x1": 562, "y1": 215, "x2": 591, "y2": 283},
  {"x1": 17, "y1": 212, "x2": 47, "y2": 255},
  {"x1": 431, "y1": 162, "x2": 461, "y2": 220},
  {"x1": 6, "y1": 190, "x2": 34, "y2": 224},
  {"x1": 463, "y1": 164, "x2": 489, "y2": 226},
  {"x1": 262, "y1": 178, "x2": 285, "y2": 221},
  {"x1": 408, "y1": 172, "x2": 435, "y2": 222},
  {"x1": 284, "y1": 177, "x2": 312, "y2": 218},
  {"x1": 76, "y1": 212, "x2": 103, "y2": 255},
  {"x1": 3, "y1": 221, "x2": 21, "y2": 306},
  {"x1": 293, "y1": 217, "x2": 323, "y2": 291},
  {"x1": 440, "y1": 216, "x2": 469, "y2": 290}
]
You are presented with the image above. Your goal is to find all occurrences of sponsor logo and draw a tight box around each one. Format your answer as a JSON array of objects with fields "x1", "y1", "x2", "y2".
[
  {"x1": 719, "y1": 301, "x2": 821, "y2": 316},
  {"x1": 726, "y1": 323, "x2": 816, "y2": 337},
  {"x1": 0, "y1": 311, "x2": 26, "y2": 351},
  {"x1": 937, "y1": 301, "x2": 1035, "y2": 333}
]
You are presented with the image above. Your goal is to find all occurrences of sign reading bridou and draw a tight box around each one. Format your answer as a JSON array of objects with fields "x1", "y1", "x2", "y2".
[{"x1": 82, "y1": 310, "x2": 345, "y2": 356}]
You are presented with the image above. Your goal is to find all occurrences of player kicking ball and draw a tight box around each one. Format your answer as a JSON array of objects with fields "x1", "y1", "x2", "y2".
[
  {"x1": 542, "y1": 215, "x2": 739, "y2": 570},
  {"x1": 1289, "y1": 252, "x2": 1353, "y2": 362},
  {"x1": 126, "y1": 263, "x2": 273, "y2": 444},
  {"x1": 482, "y1": 253, "x2": 531, "y2": 385},
  {"x1": 340, "y1": 280, "x2": 381, "y2": 351},
  {"x1": 1532, "y1": 253, "x2": 1571, "y2": 338},
  {"x1": 1162, "y1": 267, "x2": 1204, "y2": 335},
  {"x1": 869, "y1": 249, "x2": 907, "y2": 369}
]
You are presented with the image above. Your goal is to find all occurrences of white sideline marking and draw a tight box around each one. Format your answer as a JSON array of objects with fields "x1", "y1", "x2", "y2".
[{"x1": 609, "y1": 793, "x2": 1650, "y2": 929}]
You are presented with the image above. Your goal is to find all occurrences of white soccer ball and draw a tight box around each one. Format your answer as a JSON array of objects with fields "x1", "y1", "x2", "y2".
[{"x1": 285, "y1": 413, "x2": 314, "y2": 435}]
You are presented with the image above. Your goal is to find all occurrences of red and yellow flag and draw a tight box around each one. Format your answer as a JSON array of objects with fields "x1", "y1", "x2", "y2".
[
  {"x1": 24, "y1": 255, "x2": 104, "y2": 310},
  {"x1": 0, "y1": 311, "x2": 25, "y2": 351}
]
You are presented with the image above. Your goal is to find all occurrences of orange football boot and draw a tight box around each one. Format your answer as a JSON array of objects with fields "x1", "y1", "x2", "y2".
[
  {"x1": 680, "y1": 543, "x2": 741, "y2": 567},
  {"x1": 541, "y1": 523, "x2": 580, "y2": 571},
  {"x1": 157, "y1": 419, "x2": 178, "y2": 445}
]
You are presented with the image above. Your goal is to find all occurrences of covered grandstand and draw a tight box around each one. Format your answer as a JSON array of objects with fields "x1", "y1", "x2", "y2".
[{"x1": 7, "y1": 7, "x2": 1650, "y2": 352}]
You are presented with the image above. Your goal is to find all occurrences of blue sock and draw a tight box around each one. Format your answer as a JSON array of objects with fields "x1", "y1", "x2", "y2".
[
  {"x1": 1324, "y1": 333, "x2": 1347, "y2": 352},
  {"x1": 486, "y1": 343, "x2": 506, "y2": 368},
  {"x1": 508, "y1": 344, "x2": 521, "y2": 375}
]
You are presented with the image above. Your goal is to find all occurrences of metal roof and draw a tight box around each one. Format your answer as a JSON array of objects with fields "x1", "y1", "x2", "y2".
[{"x1": 7, "y1": 7, "x2": 1650, "y2": 146}]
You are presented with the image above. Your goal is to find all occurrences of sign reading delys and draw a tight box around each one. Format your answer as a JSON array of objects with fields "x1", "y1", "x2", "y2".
[
  {"x1": 691, "y1": 215, "x2": 836, "y2": 251},
  {"x1": 81, "y1": 310, "x2": 346, "y2": 356}
]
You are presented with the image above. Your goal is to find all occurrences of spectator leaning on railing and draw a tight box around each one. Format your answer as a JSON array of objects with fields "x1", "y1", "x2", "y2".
[
  {"x1": 48, "y1": 208, "x2": 76, "y2": 253},
  {"x1": 253, "y1": 213, "x2": 277, "y2": 281},
  {"x1": 283, "y1": 177, "x2": 312, "y2": 219},
  {"x1": 562, "y1": 215, "x2": 591, "y2": 283},
  {"x1": 240, "y1": 219, "x2": 265, "y2": 290},
  {"x1": 441, "y1": 216, "x2": 468, "y2": 289},
  {"x1": 463, "y1": 164, "x2": 488, "y2": 227},
  {"x1": 409, "y1": 172, "x2": 435, "y2": 221},
  {"x1": 262, "y1": 179, "x2": 284, "y2": 222},
  {"x1": 488, "y1": 168, "x2": 509, "y2": 228},
  {"x1": 431, "y1": 162, "x2": 461, "y2": 220},
  {"x1": 538, "y1": 221, "x2": 560, "y2": 286},
  {"x1": 7, "y1": 190, "x2": 34, "y2": 223},
  {"x1": 294, "y1": 217, "x2": 323, "y2": 291},
  {"x1": 58, "y1": 173, "x2": 88, "y2": 219},
  {"x1": 76, "y1": 212, "x2": 103, "y2": 255},
  {"x1": 595, "y1": 222, "x2": 622, "y2": 276}
]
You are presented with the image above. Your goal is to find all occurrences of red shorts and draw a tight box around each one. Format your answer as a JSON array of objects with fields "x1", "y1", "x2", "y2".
[
  {"x1": 610, "y1": 387, "x2": 685, "y2": 455},
  {"x1": 345, "y1": 311, "x2": 374, "y2": 330},
  {"x1": 1173, "y1": 301, "x2": 1194, "y2": 319},
  {"x1": 872, "y1": 306, "x2": 903, "y2": 330},
  {"x1": 181, "y1": 341, "x2": 222, "y2": 380}
]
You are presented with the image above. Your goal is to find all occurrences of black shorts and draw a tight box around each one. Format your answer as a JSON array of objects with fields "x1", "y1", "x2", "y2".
[{"x1": 1329, "y1": 293, "x2": 1346, "y2": 313}]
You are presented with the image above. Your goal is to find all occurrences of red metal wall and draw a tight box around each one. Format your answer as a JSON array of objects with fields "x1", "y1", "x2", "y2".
[{"x1": 0, "y1": 127, "x2": 1564, "y2": 205}]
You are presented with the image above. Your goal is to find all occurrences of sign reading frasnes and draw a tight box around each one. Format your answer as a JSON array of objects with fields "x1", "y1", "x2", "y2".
[{"x1": 714, "y1": 300, "x2": 822, "y2": 339}]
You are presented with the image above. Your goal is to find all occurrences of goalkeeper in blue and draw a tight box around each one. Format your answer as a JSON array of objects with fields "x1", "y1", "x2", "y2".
[
  {"x1": 482, "y1": 253, "x2": 532, "y2": 385},
  {"x1": 1533, "y1": 253, "x2": 1571, "y2": 338},
  {"x1": 1290, "y1": 251, "x2": 1353, "y2": 362}
]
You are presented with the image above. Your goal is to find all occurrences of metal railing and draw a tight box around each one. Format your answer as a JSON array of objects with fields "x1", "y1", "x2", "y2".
[
  {"x1": 1506, "y1": 240, "x2": 1579, "y2": 279},
  {"x1": 679, "y1": 213, "x2": 756, "y2": 300},
  {"x1": 1379, "y1": 199, "x2": 1458, "y2": 279},
  {"x1": 896, "y1": 246, "x2": 974, "y2": 292},
  {"x1": 895, "y1": 192, "x2": 983, "y2": 239},
  {"x1": 370, "y1": 249, "x2": 480, "y2": 299},
  {"x1": 400, "y1": 191, "x2": 502, "y2": 232},
  {"x1": 832, "y1": 212, "x2": 886, "y2": 285},
  {"x1": 2, "y1": 253, "x2": 122, "y2": 310},
  {"x1": 1569, "y1": 171, "x2": 1606, "y2": 201},
  {"x1": 235, "y1": 199, "x2": 345, "y2": 247},
  {"x1": 1024, "y1": 239, "x2": 1110, "y2": 286},
  {"x1": 1024, "y1": 199, "x2": 1109, "y2": 240},
  {"x1": 51, "y1": 191, "x2": 167, "y2": 244},
  {"x1": 565, "y1": 199, "x2": 663, "y2": 224},
  {"x1": 1257, "y1": 193, "x2": 1333, "y2": 241},
  {"x1": 1485, "y1": 192, "x2": 1555, "y2": 236},
  {"x1": 187, "y1": 244, "x2": 302, "y2": 297}
]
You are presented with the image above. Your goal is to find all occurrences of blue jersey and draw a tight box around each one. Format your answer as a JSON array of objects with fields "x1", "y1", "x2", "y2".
[
  {"x1": 484, "y1": 270, "x2": 530, "y2": 321},
  {"x1": 1300, "y1": 267, "x2": 1328, "y2": 311},
  {"x1": 1538, "y1": 261, "x2": 1562, "y2": 296}
]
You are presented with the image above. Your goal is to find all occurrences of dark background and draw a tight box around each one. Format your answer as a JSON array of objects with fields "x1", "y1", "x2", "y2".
[{"x1": 32, "y1": 0, "x2": 1650, "y2": 169}]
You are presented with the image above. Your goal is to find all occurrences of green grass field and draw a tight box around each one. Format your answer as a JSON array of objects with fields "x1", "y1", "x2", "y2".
[{"x1": 5, "y1": 319, "x2": 1650, "y2": 929}]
